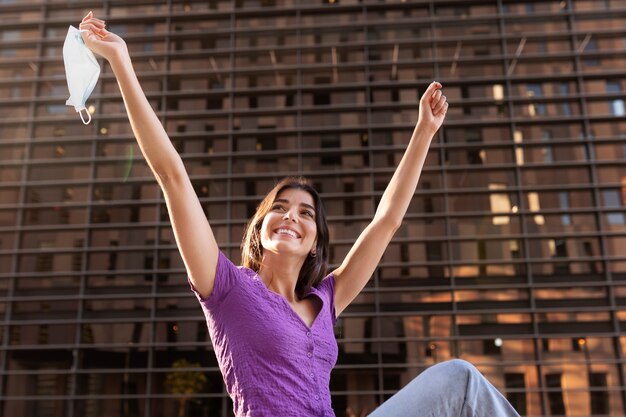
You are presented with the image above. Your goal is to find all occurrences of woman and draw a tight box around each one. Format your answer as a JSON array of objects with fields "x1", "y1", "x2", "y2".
[{"x1": 79, "y1": 12, "x2": 520, "y2": 417}]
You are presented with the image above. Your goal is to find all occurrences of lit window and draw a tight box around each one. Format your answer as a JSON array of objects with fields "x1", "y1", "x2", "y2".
[
  {"x1": 514, "y1": 130, "x2": 524, "y2": 165},
  {"x1": 489, "y1": 184, "x2": 511, "y2": 225},
  {"x1": 493, "y1": 84, "x2": 504, "y2": 101},
  {"x1": 528, "y1": 192, "x2": 545, "y2": 225}
]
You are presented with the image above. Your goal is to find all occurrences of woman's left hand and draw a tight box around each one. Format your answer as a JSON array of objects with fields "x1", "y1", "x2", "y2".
[
  {"x1": 79, "y1": 11, "x2": 129, "y2": 64},
  {"x1": 417, "y1": 81, "x2": 448, "y2": 135}
]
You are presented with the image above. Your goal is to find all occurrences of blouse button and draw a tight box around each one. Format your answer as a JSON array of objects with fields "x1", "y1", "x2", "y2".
[
  {"x1": 314, "y1": 395, "x2": 320, "y2": 400},
  {"x1": 306, "y1": 331, "x2": 311, "y2": 337},
  {"x1": 307, "y1": 352, "x2": 312, "y2": 358}
]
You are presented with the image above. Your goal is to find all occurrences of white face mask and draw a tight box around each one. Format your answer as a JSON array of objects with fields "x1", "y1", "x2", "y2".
[{"x1": 63, "y1": 25, "x2": 100, "y2": 125}]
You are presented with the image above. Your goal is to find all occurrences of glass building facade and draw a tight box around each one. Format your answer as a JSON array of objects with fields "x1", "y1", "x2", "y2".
[{"x1": 1, "y1": 0, "x2": 626, "y2": 415}]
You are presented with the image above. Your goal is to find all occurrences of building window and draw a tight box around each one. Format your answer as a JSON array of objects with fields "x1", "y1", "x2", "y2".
[
  {"x1": 246, "y1": 181, "x2": 257, "y2": 217},
  {"x1": 560, "y1": 83, "x2": 572, "y2": 116},
  {"x1": 108, "y1": 240, "x2": 118, "y2": 280},
  {"x1": 603, "y1": 189, "x2": 625, "y2": 225},
  {"x1": 505, "y1": 373, "x2": 527, "y2": 415},
  {"x1": 466, "y1": 129, "x2": 484, "y2": 164},
  {"x1": 143, "y1": 24, "x2": 154, "y2": 52},
  {"x1": 478, "y1": 240, "x2": 487, "y2": 276},
  {"x1": 528, "y1": 192, "x2": 545, "y2": 225},
  {"x1": 546, "y1": 373, "x2": 566, "y2": 415},
  {"x1": 514, "y1": 130, "x2": 524, "y2": 165},
  {"x1": 541, "y1": 130, "x2": 553, "y2": 162},
  {"x1": 583, "y1": 38, "x2": 599, "y2": 66},
  {"x1": 527, "y1": 84, "x2": 546, "y2": 116},
  {"x1": 489, "y1": 184, "x2": 512, "y2": 225},
  {"x1": 461, "y1": 85, "x2": 471, "y2": 116},
  {"x1": 550, "y1": 239, "x2": 569, "y2": 274},
  {"x1": 35, "y1": 241, "x2": 54, "y2": 272},
  {"x1": 483, "y1": 339, "x2": 502, "y2": 355},
  {"x1": 400, "y1": 243, "x2": 409, "y2": 276},
  {"x1": 343, "y1": 183, "x2": 355, "y2": 216},
  {"x1": 607, "y1": 81, "x2": 625, "y2": 116},
  {"x1": 321, "y1": 135, "x2": 341, "y2": 166},
  {"x1": 313, "y1": 77, "x2": 331, "y2": 105},
  {"x1": 72, "y1": 239, "x2": 84, "y2": 272},
  {"x1": 426, "y1": 242, "x2": 444, "y2": 278},
  {"x1": 256, "y1": 135, "x2": 277, "y2": 152},
  {"x1": 423, "y1": 182, "x2": 434, "y2": 216},
  {"x1": 558, "y1": 191, "x2": 571, "y2": 226},
  {"x1": 589, "y1": 372, "x2": 609, "y2": 415},
  {"x1": 583, "y1": 241, "x2": 599, "y2": 274}
]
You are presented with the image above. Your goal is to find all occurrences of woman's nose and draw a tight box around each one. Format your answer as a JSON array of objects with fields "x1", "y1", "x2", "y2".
[{"x1": 282, "y1": 210, "x2": 297, "y2": 222}]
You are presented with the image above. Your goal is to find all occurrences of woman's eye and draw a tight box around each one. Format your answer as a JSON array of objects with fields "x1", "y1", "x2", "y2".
[
  {"x1": 272, "y1": 204, "x2": 285, "y2": 211},
  {"x1": 302, "y1": 211, "x2": 314, "y2": 218}
]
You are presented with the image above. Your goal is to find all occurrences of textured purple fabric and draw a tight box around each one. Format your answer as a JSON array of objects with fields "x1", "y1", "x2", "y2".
[{"x1": 189, "y1": 251, "x2": 338, "y2": 417}]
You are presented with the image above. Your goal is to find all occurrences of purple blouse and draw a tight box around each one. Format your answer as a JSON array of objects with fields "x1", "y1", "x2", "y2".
[{"x1": 189, "y1": 251, "x2": 339, "y2": 417}]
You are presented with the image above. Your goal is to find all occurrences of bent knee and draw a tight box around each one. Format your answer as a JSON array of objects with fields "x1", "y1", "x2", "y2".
[
  {"x1": 430, "y1": 359, "x2": 479, "y2": 380},
  {"x1": 404, "y1": 359, "x2": 481, "y2": 399}
]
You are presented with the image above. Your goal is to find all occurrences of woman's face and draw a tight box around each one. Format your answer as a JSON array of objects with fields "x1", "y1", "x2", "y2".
[{"x1": 260, "y1": 188, "x2": 318, "y2": 259}]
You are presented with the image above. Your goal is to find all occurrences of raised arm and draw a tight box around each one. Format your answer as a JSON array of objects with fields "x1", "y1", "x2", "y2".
[
  {"x1": 80, "y1": 12, "x2": 218, "y2": 298},
  {"x1": 332, "y1": 82, "x2": 448, "y2": 315}
]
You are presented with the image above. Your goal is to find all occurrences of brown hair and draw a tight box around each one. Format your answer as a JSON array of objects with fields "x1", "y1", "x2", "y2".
[{"x1": 241, "y1": 177, "x2": 329, "y2": 299}]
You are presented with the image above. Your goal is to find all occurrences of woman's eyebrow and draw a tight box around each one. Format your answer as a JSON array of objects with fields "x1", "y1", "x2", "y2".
[
  {"x1": 274, "y1": 198, "x2": 315, "y2": 212},
  {"x1": 300, "y1": 203, "x2": 316, "y2": 212}
]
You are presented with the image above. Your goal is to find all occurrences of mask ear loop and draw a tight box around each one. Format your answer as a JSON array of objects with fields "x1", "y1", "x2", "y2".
[{"x1": 79, "y1": 108, "x2": 92, "y2": 125}]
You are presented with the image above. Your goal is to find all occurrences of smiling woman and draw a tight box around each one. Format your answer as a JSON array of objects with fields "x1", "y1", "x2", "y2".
[
  {"x1": 242, "y1": 178, "x2": 329, "y2": 300},
  {"x1": 77, "y1": 9, "x2": 520, "y2": 417}
]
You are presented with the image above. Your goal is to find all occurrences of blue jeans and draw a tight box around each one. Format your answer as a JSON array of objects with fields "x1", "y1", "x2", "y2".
[{"x1": 368, "y1": 359, "x2": 521, "y2": 417}]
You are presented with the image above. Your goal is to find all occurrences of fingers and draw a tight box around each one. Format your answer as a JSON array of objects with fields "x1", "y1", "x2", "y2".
[
  {"x1": 421, "y1": 81, "x2": 442, "y2": 103},
  {"x1": 82, "y1": 11, "x2": 106, "y2": 30},
  {"x1": 431, "y1": 89, "x2": 442, "y2": 106},
  {"x1": 437, "y1": 101, "x2": 449, "y2": 116},
  {"x1": 79, "y1": 23, "x2": 103, "y2": 38},
  {"x1": 420, "y1": 81, "x2": 448, "y2": 116},
  {"x1": 80, "y1": 11, "x2": 108, "y2": 40},
  {"x1": 79, "y1": 22, "x2": 99, "y2": 32},
  {"x1": 433, "y1": 92, "x2": 447, "y2": 114},
  {"x1": 80, "y1": 28, "x2": 96, "y2": 44},
  {"x1": 82, "y1": 11, "x2": 104, "y2": 23}
]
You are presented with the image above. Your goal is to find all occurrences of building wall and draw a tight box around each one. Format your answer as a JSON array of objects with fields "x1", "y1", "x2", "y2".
[{"x1": 1, "y1": 0, "x2": 626, "y2": 416}]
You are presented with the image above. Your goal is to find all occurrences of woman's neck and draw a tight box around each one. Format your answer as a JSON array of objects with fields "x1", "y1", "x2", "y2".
[{"x1": 258, "y1": 252, "x2": 304, "y2": 302}]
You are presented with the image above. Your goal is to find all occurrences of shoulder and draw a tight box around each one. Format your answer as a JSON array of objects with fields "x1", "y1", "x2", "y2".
[
  {"x1": 315, "y1": 273, "x2": 336, "y2": 296},
  {"x1": 191, "y1": 251, "x2": 257, "y2": 306},
  {"x1": 313, "y1": 273, "x2": 337, "y2": 324}
]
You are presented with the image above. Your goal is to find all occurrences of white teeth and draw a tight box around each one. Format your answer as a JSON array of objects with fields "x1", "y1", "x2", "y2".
[{"x1": 276, "y1": 228, "x2": 299, "y2": 238}]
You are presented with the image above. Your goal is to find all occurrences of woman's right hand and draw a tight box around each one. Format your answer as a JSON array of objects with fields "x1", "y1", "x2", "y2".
[{"x1": 79, "y1": 11, "x2": 128, "y2": 64}]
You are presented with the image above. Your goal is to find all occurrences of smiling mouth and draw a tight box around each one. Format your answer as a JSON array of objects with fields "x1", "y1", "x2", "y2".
[{"x1": 274, "y1": 228, "x2": 301, "y2": 239}]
